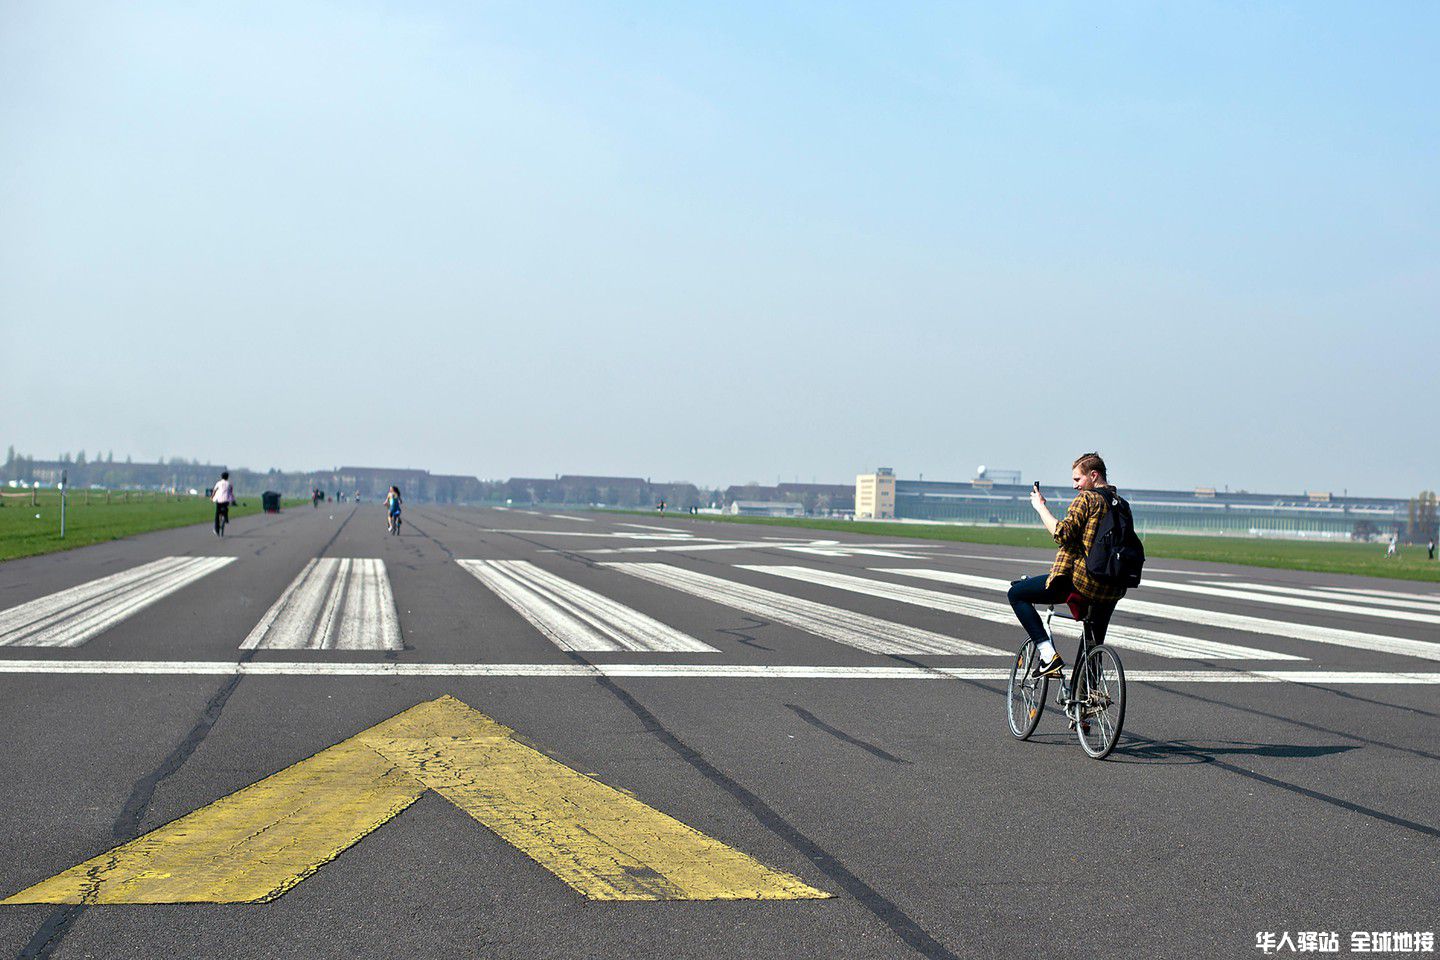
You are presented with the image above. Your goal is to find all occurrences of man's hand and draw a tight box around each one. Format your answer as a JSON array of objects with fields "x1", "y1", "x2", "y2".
[{"x1": 1031, "y1": 486, "x2": 1059, "y2": 536}]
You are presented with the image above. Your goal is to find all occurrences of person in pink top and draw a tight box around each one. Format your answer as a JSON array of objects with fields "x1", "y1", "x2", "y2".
[{"x1": 211, "y1": 471, "x2": 237, "y2": 536}]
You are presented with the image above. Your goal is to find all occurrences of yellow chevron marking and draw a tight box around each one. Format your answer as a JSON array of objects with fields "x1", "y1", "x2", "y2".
[{"x1": 3, "y1": 696, "x2": 827, "y2": 904}]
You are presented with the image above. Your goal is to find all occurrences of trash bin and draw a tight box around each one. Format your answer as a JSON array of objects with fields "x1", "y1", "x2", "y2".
[{"x1": 262, "y1": 491, "x2": 281, "y2": 513}]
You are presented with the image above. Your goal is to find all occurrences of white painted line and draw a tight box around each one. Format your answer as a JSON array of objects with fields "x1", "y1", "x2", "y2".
[
  {"x1": 242, "y1": 559, "x2": 401, "y2": 650},
  {"x1": 617, "y1": 522, "x2": 694, "y2": 533},
  {"x1": 549, "y1": 514, "x2": 594, "y2": 522},
  {"x1": 574, "y1": 538, "x2": 935, "y2": 556},
  {"x1": 458, "y1": 560, "x2": 717, "y2": 653},
  {"x1": 779, "y1": 543, "x2": 924, "y2": 559},
  {"x1": 604, "y1": 563, "x2": 1005, "y2": 656},
  {"x1": 882, "y1": 569, "x2": 1440, "y2": 663},
  {"x1": 0, "y1": 660, "x2": 1436, "y2": 683},
  {"x1": 741, "y1": 566, "x2": 1298, "y2": 662},
  {"x1": 909, "y1": 553, "x2": 1235, "y2": 576},
  {"x1": 1329, "y1": 585, "x2": 1440, "y2": 602},
  {"x1": 493, "y1": 529, "x2": 709, "y2": 540},
  {"x1": 0, "y1": 557, "x2": 235, "y2": 648},
  {"x1": 1197, "y1": 581, "x2": 1440, "y2": 613},
  {"x1": 580, "y1": 540, "x2": 811, "y2": 555},
  {"x1": 1141, "y1": 577, "x2": 1440, "y2": 625}
]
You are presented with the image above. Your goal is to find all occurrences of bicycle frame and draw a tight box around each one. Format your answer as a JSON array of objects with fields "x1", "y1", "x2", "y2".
[{"x1": 1043, "y1": 605, "x2": 1098, "y2": 723}]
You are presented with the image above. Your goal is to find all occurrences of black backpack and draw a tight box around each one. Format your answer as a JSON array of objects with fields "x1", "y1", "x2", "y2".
[{"x1": 1085, "y1": 489, "x2": 1145, "y2": 588}]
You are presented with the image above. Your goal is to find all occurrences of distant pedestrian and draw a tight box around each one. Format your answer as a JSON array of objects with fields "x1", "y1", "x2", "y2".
[
  {"x1": 1428, "y1": 539, "x2": 1435, "y2": 561},
  {"x1": 1385, "y1": 533, "x2": 1397, "y2": 559}
]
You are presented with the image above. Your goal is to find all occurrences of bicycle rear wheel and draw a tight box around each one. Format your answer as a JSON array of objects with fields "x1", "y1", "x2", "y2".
[
  {"x1": 1074, "y1": 646, "x2": 1125, "y2": 759},
  {"x1": 1007, "y1": 641, "x2": 1048, "y2": 739}
]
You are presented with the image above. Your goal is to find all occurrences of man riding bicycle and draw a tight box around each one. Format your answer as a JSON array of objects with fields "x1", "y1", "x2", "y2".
[
  {"x1": 1008, "y1": 452, "x2": 1127, "y2": 678},
  {"x1": 211, "y1": 471, "x2": 237, "y2": 536}
]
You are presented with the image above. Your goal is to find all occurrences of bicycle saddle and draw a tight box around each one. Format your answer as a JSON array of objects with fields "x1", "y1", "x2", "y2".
[{"x1": 1065, "y1": 592, "x2": 1090, "y2": 621}]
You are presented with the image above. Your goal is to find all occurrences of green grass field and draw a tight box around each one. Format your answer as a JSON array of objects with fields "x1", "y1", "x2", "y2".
[
  {"x1": 0, "y1": 489, "x2": 302, "y2": 562},
  {"x1": 603, "y1": 511, "x2": 1440, "y2": 584}
]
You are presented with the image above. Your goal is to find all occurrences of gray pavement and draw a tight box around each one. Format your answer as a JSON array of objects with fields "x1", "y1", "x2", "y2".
[{"x1": 1, "y1": 505, "x2": 1436, "y2": 959}]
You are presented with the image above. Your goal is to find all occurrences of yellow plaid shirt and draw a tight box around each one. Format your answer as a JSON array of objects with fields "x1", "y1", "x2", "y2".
[{"x1": 1047, "y1": 487, "x2": 1127, "y2": 602}]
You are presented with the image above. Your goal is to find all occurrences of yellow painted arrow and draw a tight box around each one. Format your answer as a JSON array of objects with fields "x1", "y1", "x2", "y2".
[{"x1": 4, "y1": 696, "x2": 829, "y2": 905}]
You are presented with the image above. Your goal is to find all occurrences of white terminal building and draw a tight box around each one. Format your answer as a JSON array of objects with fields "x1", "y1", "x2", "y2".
[{"x1": 854, "y1": 467, "x2": 1417, "y2": 540}]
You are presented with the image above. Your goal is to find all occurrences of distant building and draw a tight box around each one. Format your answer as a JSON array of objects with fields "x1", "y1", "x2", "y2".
[
  {"x1": 728, "y1": 500, "x2": 805, "y2": 518},
  {"x1": 855, "y1": 468, "x2": 896, "y2": 520},
  {"x1": 864, "y1": 469, "x2": 1413, "y2": 540}
]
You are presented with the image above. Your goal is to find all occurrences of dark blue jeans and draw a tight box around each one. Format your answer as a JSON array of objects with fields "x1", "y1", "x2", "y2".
[{"x1": 1007, "y1": 573, "x2": 1116, "y2": 649}]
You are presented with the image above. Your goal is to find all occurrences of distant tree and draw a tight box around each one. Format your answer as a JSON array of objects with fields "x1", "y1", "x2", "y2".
[
  {"x1": 125, "y1": 454, "x2": 132, "y2": 464},
  {"x1": 106, "y1": 450, "x2": 114, "y2": 462},
  {"x1": 4, "y1": 445, "x2": 13, "y2": 467},
  {"x1": 76, "y1": 450, "x2": 87, "y2": 465}
]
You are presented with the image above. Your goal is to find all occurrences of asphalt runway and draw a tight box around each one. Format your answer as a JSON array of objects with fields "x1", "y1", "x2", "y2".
[{"x1": 1, "y1": 505, "x2": 1436, "y2": 959}]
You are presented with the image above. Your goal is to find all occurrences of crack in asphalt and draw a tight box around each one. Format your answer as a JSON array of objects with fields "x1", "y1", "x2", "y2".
[
  {"x1": 16, "y1": 508, "x2": 360, "y2": 959},
  {"x1": 785, "y1": 704, "x2": 909, "y2": 764}
]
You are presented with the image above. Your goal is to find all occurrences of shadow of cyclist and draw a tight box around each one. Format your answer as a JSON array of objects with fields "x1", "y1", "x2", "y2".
[{"x1": 1107, "y1": 736, "x2": 1359, "y2": 766}]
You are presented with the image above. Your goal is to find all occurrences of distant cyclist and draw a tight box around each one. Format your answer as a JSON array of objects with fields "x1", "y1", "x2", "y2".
[
  {"x1": 385, "y1": 485, "x2": 403, "y2": 534},
  {"x1": 1008, "y1": 452, "x2": 1128, "y2": 678},
  {"x1": 211, "y1": 471, "x2": 237, "y2": 536}
]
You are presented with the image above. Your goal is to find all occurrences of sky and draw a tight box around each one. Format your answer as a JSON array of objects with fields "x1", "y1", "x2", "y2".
[{"x1": 2, "y1": 2, "x2": 1436, "y2": 496}]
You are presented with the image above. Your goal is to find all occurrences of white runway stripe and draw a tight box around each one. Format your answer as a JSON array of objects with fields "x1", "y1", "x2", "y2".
[
  {"x1": 0, "y1": 557, "x2": 234, "y2": 648},
  {"x1": 0, "y1": 660, "x2": 1435, "y2": 684},
  {"x1": 242, "y1": 559, "x2": 401, "y2": 650},
  {"x1": 1199, "y1": 581, "x2": 1440, "y2": 613},
  {"x1": 1140, "y1": 578, "x2": 1440, "y2": 625},
  {"x1": 604, "y1": 563, "x2": 1004, "y2": 656},
  {"x1": 1329, "y1": 585, "x2": 1440, "y2": 603},
  {"x1": 741, "y1": 566, "x2": 1298, "y2": 662},
  {"x1": 458, "y1": 560, "x2": 717, "y2": 653},
  {"x1": 882, "y1": 569, "x2": 1440, "y2": 663},
  {"x1": 549, "y1": 514, "x2": 594, "y2": 522}
]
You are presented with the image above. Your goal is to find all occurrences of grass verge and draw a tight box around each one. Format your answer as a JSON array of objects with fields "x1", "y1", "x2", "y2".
[
  {"x1": 0, "y1": 490, "x2": 305, "y2": 562},
  {"x1": 597, "y1": 510, "x2": 1440, "y2": 584}
]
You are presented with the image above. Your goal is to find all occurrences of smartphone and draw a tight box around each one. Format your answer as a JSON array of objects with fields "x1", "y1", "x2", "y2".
[{"x1": 1032, "y1": 481, "x2": 1041, "y2": 493}]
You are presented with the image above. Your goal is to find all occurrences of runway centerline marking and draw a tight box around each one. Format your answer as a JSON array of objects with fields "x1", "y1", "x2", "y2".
[{"x1": 1, "y1": 696, "x2": 828, "y2": 905}]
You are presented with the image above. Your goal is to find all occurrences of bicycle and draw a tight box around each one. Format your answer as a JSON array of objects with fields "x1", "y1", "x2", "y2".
[
  {"x1": 1006, "y1": 592, "x2": 1126, "y2": 759},
  {"x1": 388, "y1": 512, "x2": 401, "y2": 536},
  {"x1": 215, "y1": 503, "x2": 229, "y2": 538}
]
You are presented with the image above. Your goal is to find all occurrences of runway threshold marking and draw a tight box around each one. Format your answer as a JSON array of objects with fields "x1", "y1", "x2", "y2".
[
  {"x1": 2, "y1": 696, "x2": 827, "y2": 905},
  {"x1": 242, "y1": 558, "x2": 401, "y2": 651},
  {"x1": 0, "y1": 557, "x2": 234, "y2": 648},
  {"x1": 882, "y1": 568, "x2": 1440, "y2": 662},
  {"x1": 457, "y1": 559, "x2": 718, "y2": 652},
  {"x1": 740, "y1": 565, "x2": 1299, "y2": 662}
]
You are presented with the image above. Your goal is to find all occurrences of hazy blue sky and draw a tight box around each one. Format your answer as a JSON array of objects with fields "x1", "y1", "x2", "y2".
[{"x1": 3, "y1": 2, "x2": 1435, "y2": 495}]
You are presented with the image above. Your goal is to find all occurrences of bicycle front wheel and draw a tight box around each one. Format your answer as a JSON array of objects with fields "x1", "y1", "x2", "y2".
[
  {"x1": 1007, "y1": 641, "x2": 1048, "y2": 739},
  {"x1": 1074, "y1": 646, "x2": 1125, "y2": 759}
]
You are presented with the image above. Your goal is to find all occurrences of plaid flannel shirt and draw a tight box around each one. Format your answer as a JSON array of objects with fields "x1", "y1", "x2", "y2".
[{"x1": 1047, "y1": 487, "x2": 1127, "y2": 602}]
